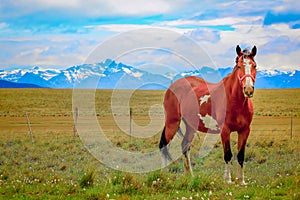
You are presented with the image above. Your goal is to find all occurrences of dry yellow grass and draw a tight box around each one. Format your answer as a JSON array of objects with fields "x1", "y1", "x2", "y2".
[{"x1": 0, "y1": 88, "x2": 299, "y2": 199}]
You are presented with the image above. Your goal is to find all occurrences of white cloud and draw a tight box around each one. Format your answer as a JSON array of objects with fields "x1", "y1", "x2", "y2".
[
  {"x1": 0, "y1": 0, "x2": 299, "y2": 72},
  {"x1": 159, "y1": 16, "x2": 263, "y2": 27},
  {"x1": 106, "y1": 0, "x2": 172, "y2": 16},
  {"x1": 17, "y1": 47, "x2": 49, "y2": 57},
  {"x1": 87, "y1": 24, "x2": 153, "y2": 33},
  {"x1": 0, "y1": 36, "x2": 98, "y2": 68},
  {"x1": 185, "y1": 29, "x2": 220, "y2": 43},
  {"x1": 272, "y1": 0, "x2": 300, "y2": 13},
  {"x1": 13, "y1": 46, "x2": 62, "y2": 67},
  {"x1": 257, "y1": 50, "x2": 300, "y2": 71},
  {"x1": 1, "y1": 0, "x2": 178, "y2": 18},
  {"x1": 180, "y1": 19, "x2": 300, "y2": 70},
  {"x1": 0, "y1": 22, "x2": 8, "y2": 29}
]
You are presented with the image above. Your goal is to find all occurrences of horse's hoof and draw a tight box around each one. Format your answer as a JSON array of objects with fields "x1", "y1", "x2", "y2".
[
  {"x1": 239, "y1": 181, "x2": 247, "y2": 186},
  {"x1": 224, "y1": 179, "x2": 233, "y2": 184},
  {"x1": 236, "y1": 178, "x2": 247, "y2": 186}
]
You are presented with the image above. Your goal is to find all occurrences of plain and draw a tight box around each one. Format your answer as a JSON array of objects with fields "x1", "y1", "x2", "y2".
[{"x1": 0, "y1": 89, "x2": 299, "y2": 199}]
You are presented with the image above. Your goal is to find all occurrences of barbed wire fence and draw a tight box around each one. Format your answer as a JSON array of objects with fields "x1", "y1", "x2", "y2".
[{"x1": 0, "y1": 109, "x2": 299, "y2": 143}]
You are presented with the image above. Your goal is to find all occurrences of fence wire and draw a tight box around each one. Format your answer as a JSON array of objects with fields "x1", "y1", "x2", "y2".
[{"x1": 0, "y1": 110, "x2": 299, "y2": 143}]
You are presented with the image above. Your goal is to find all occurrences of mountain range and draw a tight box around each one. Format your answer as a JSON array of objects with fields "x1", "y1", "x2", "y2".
[
  {"x1": 0, "y1": 59, "x2": 299, "y2": 89},
  {"x1": 0, "y1": 80, "x2": 42, "y2": 88}
]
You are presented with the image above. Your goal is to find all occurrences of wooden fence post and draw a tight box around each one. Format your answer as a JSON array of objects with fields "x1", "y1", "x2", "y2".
[
  {"x1": 26, "y1": 112, "x2": 34, "y2": 144},
  {"x1": 290, "y1": 110, "x2": 293, "y2": 140},
  {"x1": 74, "y1": 107, "x2": 78, "y2": 142},
  {"x1": 130, "y1": 107, "x2": 132, "y2": 144}
]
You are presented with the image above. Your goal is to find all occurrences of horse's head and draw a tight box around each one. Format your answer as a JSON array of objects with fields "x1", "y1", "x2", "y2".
[{"x1": 235, "y1": 45, "x2": 257, "y2": 98}]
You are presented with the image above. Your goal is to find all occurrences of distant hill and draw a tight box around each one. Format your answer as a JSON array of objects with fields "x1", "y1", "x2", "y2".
[{"x1": 0, "y1": 80, "x2": 43, "y2": 88}]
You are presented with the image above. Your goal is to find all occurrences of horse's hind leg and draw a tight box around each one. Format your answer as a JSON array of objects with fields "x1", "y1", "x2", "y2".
[
  {"x1": 159, "y1": 120, "x2": 181, "y2": 168},
  {"x1": 183, "y1": 148, "x2": 193, "y2": 176},
  {"x1": 159, "y1": 127, "x2": 170, "y2": 168},
  {"x1": 181, "y1": 120, "x2": 196, "y2": 176}
]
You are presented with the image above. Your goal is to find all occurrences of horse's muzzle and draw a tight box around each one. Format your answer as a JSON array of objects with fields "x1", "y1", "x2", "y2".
[{"x1": 243, "y1": 86, "x2": 254, "y2": 98}]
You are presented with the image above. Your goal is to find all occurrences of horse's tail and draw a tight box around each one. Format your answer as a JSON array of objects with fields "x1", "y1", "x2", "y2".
[{"x1": 159, "y1": 126, "x2": 172, "y2": 162}]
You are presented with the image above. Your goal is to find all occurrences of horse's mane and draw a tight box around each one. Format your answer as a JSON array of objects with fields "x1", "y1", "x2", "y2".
[
  {"x1": 201, "y1": 53, "x2": 251, "y2": 92},
  {"x1": 222, "y1": 61, "x2": 239, "y2": 82},
  {"x1": 221, "y1": 53, "x2": 255, "y2": 85}
]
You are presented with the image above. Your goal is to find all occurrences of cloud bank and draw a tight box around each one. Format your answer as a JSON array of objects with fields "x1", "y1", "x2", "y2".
[{"x1": 0, "y1": 0, "x2": 299, "y2": 71}]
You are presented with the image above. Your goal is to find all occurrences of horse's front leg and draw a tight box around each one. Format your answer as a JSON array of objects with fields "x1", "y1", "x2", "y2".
[
  {"x1": 237, "y1": 127, "x2": 250, "y2": 185},
  {"x1": 221, "y1": 127, "x2": 233, "y2": 183}
]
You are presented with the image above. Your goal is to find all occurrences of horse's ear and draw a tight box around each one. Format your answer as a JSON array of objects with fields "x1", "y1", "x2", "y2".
[
  {"x1": 251, "y1": 46, "x2": 257, "y2": 57},
  {"x1": 236, "y1": 45, "x2": 242, "y2": 56}
]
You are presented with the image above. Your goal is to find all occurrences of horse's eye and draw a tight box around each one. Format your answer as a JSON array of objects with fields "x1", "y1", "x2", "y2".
[{"x1": 253, "y1": 65, "x2": 257, "y2": 69}]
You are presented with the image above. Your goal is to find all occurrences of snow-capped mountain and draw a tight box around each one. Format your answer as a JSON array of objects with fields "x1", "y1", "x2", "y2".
[
  {"x1": 255, "y1": 69, "x2": 300, "y2": 88},
  {"x1": 0, "y1": 59, "x2": 171, "y2": 89},
  {"x1": 0, "y1": 59, "x2": 299, "y2": 89}
]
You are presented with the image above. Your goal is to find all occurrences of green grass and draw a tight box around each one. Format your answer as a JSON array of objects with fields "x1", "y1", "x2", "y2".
[
  {"x1": 0, "y1": 88, "x2": 300, "y2": 199},
  {"x1": 0, "y1": 136, "x2": 299, "y2": 199}
]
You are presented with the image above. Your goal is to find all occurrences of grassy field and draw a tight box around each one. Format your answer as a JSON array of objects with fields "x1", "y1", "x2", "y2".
[{"x1": 0, "y1": 89, "x2": 299, "y2": 199}]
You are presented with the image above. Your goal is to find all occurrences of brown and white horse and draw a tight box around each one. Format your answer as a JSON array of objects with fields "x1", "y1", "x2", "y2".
[{"x1": 159, "y1": 45, "x2": 257, "y2": 184}]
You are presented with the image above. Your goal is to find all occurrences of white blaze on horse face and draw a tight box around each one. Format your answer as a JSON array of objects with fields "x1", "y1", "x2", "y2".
[
  {"x1": 244, "y1": 58, "x2": 253, "y2": 86},
  {"x1": 199, "y1": 94, "x2": 210, "y2": 106},
  {"x1": 197, "y1": 113, "x2": 218, "y2": 131}
]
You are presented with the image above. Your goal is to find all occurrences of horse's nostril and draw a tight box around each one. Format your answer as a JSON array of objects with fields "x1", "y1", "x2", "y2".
[
  {"x1": 250, "y1": 87, "x2": 254, "y2": 94},
  {"x1": 243, "y1": 86, "x2": 254, "y2": 97}
]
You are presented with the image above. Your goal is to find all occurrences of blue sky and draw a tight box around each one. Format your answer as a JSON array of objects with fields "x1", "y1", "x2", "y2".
[{"x1": 0, "y1": 0, "x2": 299, "y2": 72}]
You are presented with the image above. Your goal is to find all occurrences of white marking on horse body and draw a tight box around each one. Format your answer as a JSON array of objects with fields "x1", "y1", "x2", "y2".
[
  {"x1": 244, "y1": 58, "x2": 253, "y2": 86},
  {"x1": 197, "y1": 113, "x2": 218, "y2": 131},
  {"x1": 199, "y1": 95, "x2": 210, "y2": 106}
]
